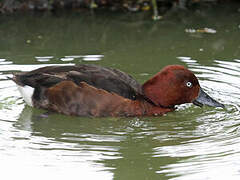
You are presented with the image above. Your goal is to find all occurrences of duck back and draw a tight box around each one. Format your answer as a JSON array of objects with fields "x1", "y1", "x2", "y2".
[{"x1": 13, "y1": 64, "x2": 143, "y2": 103}]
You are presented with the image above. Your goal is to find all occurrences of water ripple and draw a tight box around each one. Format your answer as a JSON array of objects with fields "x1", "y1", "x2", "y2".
[
  {"x1": 0, "y1": 58, "x2": 240, "y2": 179},
  {"x1": 155, "y1": 58, "x2": 240, "y2": 179}
]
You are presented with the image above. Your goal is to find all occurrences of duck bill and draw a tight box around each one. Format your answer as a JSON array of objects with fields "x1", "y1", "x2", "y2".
[{"x1": 193, "y1": 88, "x2": 225, "y2": 108}]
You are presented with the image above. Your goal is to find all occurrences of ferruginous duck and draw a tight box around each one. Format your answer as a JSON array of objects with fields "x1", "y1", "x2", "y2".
[{"x1": 12, "y1": 64, "x2": 224, "y2": 117}]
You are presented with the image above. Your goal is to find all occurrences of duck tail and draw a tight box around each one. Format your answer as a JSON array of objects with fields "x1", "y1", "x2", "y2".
[{"x1": 11, "y1": 72, "x2": 25, "y2": 86}]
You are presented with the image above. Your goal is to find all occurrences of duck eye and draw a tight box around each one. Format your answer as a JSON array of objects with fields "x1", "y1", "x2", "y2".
[{"x1": 186, "y1": 81, "x2": 192, "y2": 88}]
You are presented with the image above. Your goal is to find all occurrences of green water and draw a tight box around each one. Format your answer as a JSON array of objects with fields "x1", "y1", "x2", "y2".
[{"x1": 1, "y1": 4, "x2": 240, "y2": 180}]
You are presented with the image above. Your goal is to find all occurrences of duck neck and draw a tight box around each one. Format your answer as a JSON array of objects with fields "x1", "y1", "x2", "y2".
[
  {"x1": 142, "y1": 74, "x2": 165, "y2": 107},
  {"x1": 126, "y1": 99, "x2": 174, "y2": 116},
  {"x1": 143, "y1": 100, "x2": 175, "y2": 116}
]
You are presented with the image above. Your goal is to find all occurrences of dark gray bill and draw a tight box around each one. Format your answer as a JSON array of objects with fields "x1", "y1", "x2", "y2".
[{"x1": 193, "y1": 88, "x2": 225, "y2": 108}]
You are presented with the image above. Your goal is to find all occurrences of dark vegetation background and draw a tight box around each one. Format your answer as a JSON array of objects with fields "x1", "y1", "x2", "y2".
[{"x1": 0, "y1": 0, "x2": 239, "y2": 17}]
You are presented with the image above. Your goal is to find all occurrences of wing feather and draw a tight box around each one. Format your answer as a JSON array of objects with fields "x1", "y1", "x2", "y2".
[{"x1": 13, "y1": 64, "x2": 144, "y2": 100}]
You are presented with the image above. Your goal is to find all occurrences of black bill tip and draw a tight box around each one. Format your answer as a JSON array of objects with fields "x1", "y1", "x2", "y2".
[{"x1": 193, "y1": 88, "x2": 225, "y2": 108}]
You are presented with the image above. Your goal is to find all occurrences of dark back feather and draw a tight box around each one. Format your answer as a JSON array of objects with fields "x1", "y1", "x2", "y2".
[{"x1": 13, "y1": 64, "x2": 144, "y2": 100}]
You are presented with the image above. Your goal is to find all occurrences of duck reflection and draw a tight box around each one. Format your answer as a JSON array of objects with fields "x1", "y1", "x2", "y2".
[{"x1": 15, "y1": 105, "x2": 205, "y2": 179}]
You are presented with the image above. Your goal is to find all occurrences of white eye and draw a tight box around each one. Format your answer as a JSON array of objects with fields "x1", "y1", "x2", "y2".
[{"x1": 186, "y1": 81, "x2": 192, "y2": 88}]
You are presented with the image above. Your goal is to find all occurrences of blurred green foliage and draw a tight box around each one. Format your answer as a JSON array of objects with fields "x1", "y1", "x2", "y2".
[{"x1": 0, "y1": 0, "x2": 236, "y2": 15}]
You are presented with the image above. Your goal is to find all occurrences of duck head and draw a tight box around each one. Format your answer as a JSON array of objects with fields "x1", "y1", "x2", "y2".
[{"x1": 142, "y1": 65, "x2": 224, "y2": 108}]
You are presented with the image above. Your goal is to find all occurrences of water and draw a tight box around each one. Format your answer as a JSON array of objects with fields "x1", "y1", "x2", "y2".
[{"x1": 1, "y1": 5, "x2": 240, "y2": 180}]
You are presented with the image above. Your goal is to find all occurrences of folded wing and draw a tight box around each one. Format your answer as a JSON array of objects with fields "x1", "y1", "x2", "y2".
[{"x1": 13, "y1": 64, "x2": 144, "y2": 100}]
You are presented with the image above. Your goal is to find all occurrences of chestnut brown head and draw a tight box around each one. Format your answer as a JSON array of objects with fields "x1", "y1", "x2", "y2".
[{"x1": 142, "y1": 65, "x2": 224, "y2": 108}]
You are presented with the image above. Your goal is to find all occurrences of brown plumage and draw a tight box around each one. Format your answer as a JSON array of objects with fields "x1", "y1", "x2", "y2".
[{"x1": 12, "y1": 64, "x2": 224, "y2": 117}]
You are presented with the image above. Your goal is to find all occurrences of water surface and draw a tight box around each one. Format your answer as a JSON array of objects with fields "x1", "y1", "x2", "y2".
[{"x1": 0, "y1": 5, "x2": 240, "y2": 180}]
